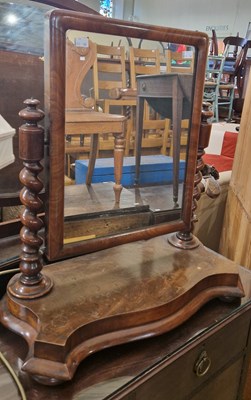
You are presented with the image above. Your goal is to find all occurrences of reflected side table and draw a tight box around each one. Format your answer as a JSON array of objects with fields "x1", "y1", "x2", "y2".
[{"x1": 135, "y1": 73, "x2": 193, "y2": 206}]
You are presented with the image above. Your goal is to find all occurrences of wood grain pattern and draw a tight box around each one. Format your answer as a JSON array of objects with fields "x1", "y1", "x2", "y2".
[
  {"x1": 1, "y1": 235, "x2": 244, "y2": 384},
  {"x1": 219, "y1": 72, "x2": 251, "y2": 268},
  {"x1": 0, "y1": 266, "x2": 251, "y2": 399}
]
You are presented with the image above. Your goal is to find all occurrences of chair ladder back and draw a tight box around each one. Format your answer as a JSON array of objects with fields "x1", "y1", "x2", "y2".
[
  {"x1": 93, "y1": 44, "x2": 127, "y2": 99},
  {"x1": 65, "y1": 38, "x2": 97, "y2": 110},
  {"x1": 165, "y1": 49, "x2": 194, "y2": 74},
  {"x1": 129, "y1": 47, "x2": 161, "y2": 89}
]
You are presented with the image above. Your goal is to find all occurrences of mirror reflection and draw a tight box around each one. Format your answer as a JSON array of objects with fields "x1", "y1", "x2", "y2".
[{"x1": 63, "y1": 30, "x2": 195, "y2": 245}]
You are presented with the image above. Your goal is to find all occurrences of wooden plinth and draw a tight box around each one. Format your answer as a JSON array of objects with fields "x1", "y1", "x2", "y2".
[{"x1": 0, "y1": 234, "x2": 244, "y2": 385}]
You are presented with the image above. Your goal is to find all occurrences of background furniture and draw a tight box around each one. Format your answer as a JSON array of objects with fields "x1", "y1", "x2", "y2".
[
  {"x1": 135, "y1": 73, "x2": 193, "y2": 205},
  {"x1": 204, "y1": 53, "x2": 235, "y2": 122},
  {"x1": 92, "y1": 43, "x2": 136, "y2": 156},
  {"x1": 65, "y1": 38, "x2": 126, "y2": 203},
  {"x1": 203, "y1": 130, "x2": 238, "y2": 172},
  {"x1": 166, "y1": 48, "x2": 194, "y2": 74},
  {"x1": 222, "y1": 35, "x2": 247, "y2": 83}
]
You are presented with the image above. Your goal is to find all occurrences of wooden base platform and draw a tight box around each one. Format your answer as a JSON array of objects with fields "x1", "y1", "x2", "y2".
[{"x1": 0, "y1": 234, "x2": 244, "y2": 385}]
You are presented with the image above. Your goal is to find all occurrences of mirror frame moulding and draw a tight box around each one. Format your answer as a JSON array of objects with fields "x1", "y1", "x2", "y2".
[{"x1": 44, "y1": 9, "x2": 208, "y2": 261}]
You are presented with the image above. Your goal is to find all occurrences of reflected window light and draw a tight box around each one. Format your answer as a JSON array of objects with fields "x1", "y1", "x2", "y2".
[
  {"x1": 5, "y1": 13, "x2": 19, "y2": 25},
  {"x1": 100, "y1": 0, "x2": 113, "y2": 18}
]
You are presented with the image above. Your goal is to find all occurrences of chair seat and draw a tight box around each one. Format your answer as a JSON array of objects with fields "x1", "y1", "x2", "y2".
[
  {"x1": 65, "y1": 109, "x2": 126, "y2": 135},
  {"x1": 66, "y1": 109, "x2": 126, "y2": 123}
]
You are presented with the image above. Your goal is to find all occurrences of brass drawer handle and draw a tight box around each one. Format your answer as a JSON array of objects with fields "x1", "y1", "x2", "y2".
[{"x1": 194, "y1": 350, "x2": 211, "y2": 377}]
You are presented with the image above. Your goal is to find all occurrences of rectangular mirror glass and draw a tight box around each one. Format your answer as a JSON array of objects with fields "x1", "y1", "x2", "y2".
[{"x1": 44, "y1": 11, "x2": 208, "y2": 260}]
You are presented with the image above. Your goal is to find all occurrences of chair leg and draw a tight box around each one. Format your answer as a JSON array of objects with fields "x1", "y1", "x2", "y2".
[
  {"x1": 113, "y1": 131, "x2": 125, "y2": 204},
  {"x1": 160, "y1": 119, "x2": 171, "y2": 155},
  {"x1": 125, "y1": 117, "x2": 133, "y2": 156},
  {"x1": 227, "y1": 87, "x2": 235, "y2": 122},
  {"x1": 86, "y1": 134, "x2": 99, "y2": 185},
  {"x1": 214, "y1": 91, "x2": 219, "y2": 122}
]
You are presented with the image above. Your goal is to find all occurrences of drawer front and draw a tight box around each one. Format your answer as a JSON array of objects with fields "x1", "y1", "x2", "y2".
[
  {"x1": 137, "y1": 76, "x2": 174, "y2": 97},
  {"x1": 190, "y1": 356, "x2": 244, "y2": 400},
  {"x1": 122, "y1": 311, "x2": 250, "y2": 400}
]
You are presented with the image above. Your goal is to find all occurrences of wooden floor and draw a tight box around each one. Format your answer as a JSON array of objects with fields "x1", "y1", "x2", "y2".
[
  {"x1": 64, "y1": 181, "x2": 184, "y2": 217},
  {"x1": 1, "y1": 182, "x2": 184, "y2": 268},
  {"x1": 63, "y1": 182, "x2": 184, "y2": 241}
]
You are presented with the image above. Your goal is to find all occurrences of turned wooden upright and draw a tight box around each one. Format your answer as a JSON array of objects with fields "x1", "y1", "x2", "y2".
[
  {"x1": 169, "y1": 102, "x2": 213, "y2": 249},
  {"x1": 8, "y1": 99, "x2": 53, "y2": 299}
]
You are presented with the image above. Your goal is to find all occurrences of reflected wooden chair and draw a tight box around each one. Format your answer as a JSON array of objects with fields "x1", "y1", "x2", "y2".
[
  {"x1": 236, "y1": 39, "x2": 251, "y2": 99},
  {"x1": 165, "y1": 49, "x2": 194, "y2": 74},
  {"x1": 204, "y1": 50, "x2": 235, "y2": 122},
  {"x1": 209, "y1": 29, "x2": 218, "y2": 56},
  {"x1": 65, "y1": 38, "x2": 126, "y2": 203},
  {"x1": 129, "y1": 47, "x2": 161, "y2": 89},
  {"x1": 222, "y1": 36, "x2": 247, "y2": 84},
  {"x1": 92, "y1": 43, "x2": 136, "y2": 156},
  {"x1": 129, "y1": 46, "x2": 170, "y2": 155}
]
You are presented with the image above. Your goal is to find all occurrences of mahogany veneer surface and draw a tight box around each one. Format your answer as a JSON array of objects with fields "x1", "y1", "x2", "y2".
[{"x1": 1, "y1": 234, "x2": 244, "y2": 383}]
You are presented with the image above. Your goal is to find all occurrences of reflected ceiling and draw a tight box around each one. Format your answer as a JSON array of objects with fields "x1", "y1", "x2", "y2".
[
  {"x1": 0, "y1": 0, "x2": 52, "y2": 54},
  {"x1": 0, "y1": 0, "x2": 99, "y2": 54}
]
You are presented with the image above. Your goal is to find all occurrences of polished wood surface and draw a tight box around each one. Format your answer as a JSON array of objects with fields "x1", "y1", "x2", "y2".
[
  {"x1": 7, "y1": 99, "x2": 53, "y2": 300},
  {"x1": 1, "y1": 234, "x2": 244, "y2": 384},
  {"x1": 0, "y1": 266, "x2": 251, "y2": 399}
]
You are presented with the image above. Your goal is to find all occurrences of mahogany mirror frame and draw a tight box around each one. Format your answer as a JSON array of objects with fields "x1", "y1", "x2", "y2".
[{"x1": 44, "y1": 9, "x2": 208, "y2": 261}]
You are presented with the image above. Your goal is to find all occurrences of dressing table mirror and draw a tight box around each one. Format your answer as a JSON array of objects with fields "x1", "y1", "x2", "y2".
[
  {"x1": 0, "y1": 9, "x2": 245, "y2": 386},
  {"x1": 44, "y1": 12, "x2": 200, "y2": 261}
]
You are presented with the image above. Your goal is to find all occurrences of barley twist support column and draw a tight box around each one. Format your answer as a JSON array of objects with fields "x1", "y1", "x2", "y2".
[
  {"x1": 8, "y1": 99, "x2": 53, "y2": 299},
  {"x1": 168, "y1": 103, "x2": 213, "y2": 249}
]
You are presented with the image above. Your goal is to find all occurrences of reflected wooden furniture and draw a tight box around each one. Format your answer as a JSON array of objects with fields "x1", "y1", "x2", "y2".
[
  {"x1": 128, "y1": 46, "x2": 171, "y2": 154},
  {"x1": 166, "y1": 49, "x2": 194, "y2": 74},
  {"x1": 65, "y1": 110, "x2": 126, "y2": 203},
  {"x1": 1, "y1": 266, "x2": 251, "y2": 399},
  {"x1": 110, "y1": 86, "x2": 171, "y2": 155},
  {"x1": 129, "y1": 47, "x2": 161, "y2": 89},
  {"x1": 222, "y1": 36, "x2": 247, "y2": 83},
  {"x1": 169, "y1": 119, "x2": 189, "y2": 159},
  {"x1": 65, "y1": 39, "x2": 126, "y2": 203},
  {"x1": 204, "y1": 53, "x2": 235, "y2": 122},
  {"x1": 236, "y1": 40, "x2": 251, "y2": 99},
  {"x1": 93, "y1": 43, "x2": 137, "y2": 155},
  {"x1": 209, "y1": 29, "x2": 218, "y2": 56},
  {"x1": 135, "y1": 73, "x2": 193, "y2": 205}
]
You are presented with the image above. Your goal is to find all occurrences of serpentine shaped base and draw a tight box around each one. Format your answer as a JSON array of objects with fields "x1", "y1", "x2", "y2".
[{"x1": 0, "y1": 235, "x2": 244, "y2": 385}]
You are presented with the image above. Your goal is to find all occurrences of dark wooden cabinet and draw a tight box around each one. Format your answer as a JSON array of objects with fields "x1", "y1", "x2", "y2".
[
  {"x1": 120, "y1": 306, "x2": 251, "y2": 400},
  {"x1": 1, "y1": 266, "x2": 251, "y2": 400}
]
